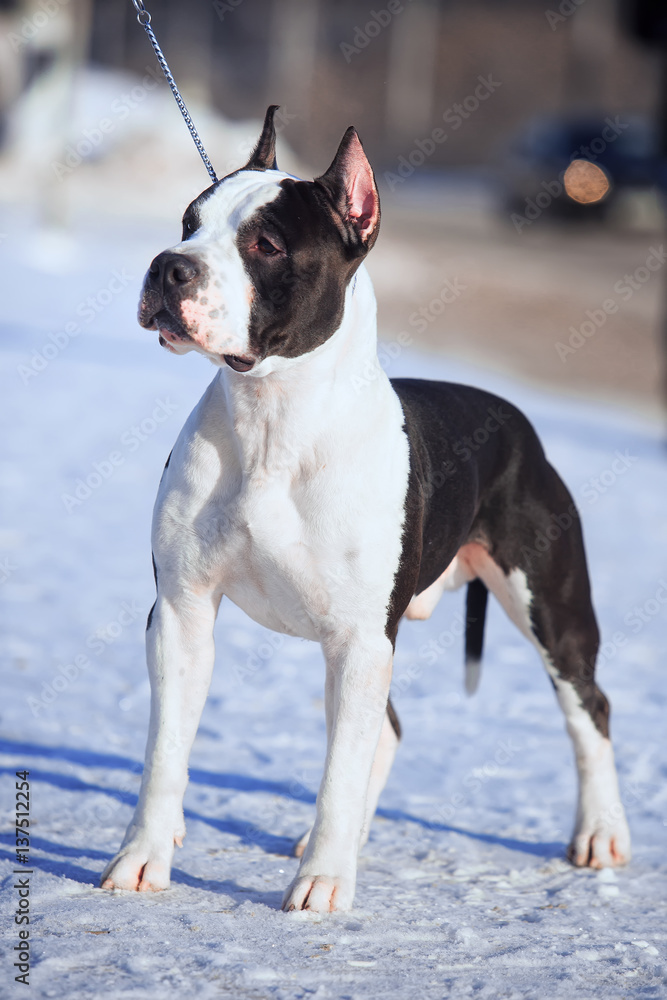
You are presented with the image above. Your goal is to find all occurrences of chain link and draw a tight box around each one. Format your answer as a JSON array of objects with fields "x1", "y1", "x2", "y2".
[{"x1": 130, "y1": 1, "x2": 218, "y2": 184}]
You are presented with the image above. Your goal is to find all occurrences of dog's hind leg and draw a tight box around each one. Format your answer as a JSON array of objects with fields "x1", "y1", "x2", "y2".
[
  {"x1": 524, "y1": 575, "x2": 631, "y2": 869},
  {"x1": 293, "y1": 697, "x2": 401, "y2": 859},
  {"x1": 469, "y1": 508, "x2": 631, "y2": 868},
  {"x1": 360, "y1": 696, "x2": 401, "y2": 846},
  {"x1": 100, "y1": 588, "x2": 219, "y2": 891}
]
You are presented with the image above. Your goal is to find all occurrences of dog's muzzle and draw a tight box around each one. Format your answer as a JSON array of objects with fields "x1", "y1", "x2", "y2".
[
  {"x1": 149, "y1": 250, "x2": 199, "y2": 291},
  {"x1": 138, "y1": 251, "x2": 201, "y2": 337},
  {"x1": 138, "y1": 252, "x2": 256, "y2": 371}
]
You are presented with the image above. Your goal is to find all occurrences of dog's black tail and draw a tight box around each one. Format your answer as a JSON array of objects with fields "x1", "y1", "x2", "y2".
[{"x1": 465, "y1": 578, "x2": 488, "y2": 696}]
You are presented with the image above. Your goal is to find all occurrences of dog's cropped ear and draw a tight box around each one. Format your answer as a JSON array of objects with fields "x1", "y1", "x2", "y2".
[
  {"x1": 315, "y1": 127, "x2": 380, "y2": 254},
  {"x1": 244, "y1": 105, "x2": 279, "y2": 170}
]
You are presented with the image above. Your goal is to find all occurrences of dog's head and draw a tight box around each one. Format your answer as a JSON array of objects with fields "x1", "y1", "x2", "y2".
[{"x1": 139, "y1": 106, "x2": 380, "y2": 375}]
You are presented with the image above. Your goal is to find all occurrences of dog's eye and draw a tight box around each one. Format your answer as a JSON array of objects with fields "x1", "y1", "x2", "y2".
[
  {"x1": 182, "y1": 217, "x2": 197, "y2": 240},
  {"x1": 255, "y1": 237, "x2": 279, "y2": 256}
]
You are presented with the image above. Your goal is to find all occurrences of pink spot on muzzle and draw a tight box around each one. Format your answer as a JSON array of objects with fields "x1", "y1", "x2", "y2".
[{"x1": 180, "y1": 297, "x2": 212, "y2": 330}]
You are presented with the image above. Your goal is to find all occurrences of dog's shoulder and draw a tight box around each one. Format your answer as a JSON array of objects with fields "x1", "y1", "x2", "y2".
[{"x1": 390, "y1": 377, "x2": 545, "y2": 486}]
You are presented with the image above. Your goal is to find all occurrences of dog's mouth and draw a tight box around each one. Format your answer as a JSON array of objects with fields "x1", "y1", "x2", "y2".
[
  {"x1": 223, "y1": 354, "x2": 255, "y2": 372},
  {"x1": 140, "y1": 293, "x2": 257, "y2": 371},
  {"x1": 141, "y1": 305, "x2": 193, "y2": 351}
]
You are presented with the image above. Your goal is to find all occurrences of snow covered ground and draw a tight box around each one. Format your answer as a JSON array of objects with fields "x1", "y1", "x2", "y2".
[{"x1": 1, "y1": 207, "x2": 666, "y2": 999}]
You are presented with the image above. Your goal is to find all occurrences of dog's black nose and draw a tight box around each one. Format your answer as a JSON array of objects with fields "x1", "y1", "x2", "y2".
[{"x1": 149, "y1": 251, "x2": 199, "y2": 289}]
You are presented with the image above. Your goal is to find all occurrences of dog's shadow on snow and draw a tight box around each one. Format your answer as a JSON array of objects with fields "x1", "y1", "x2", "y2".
[
  {"x1": 1, "y1": 739, "x2": 567, "y2": 895},
  {"x1": 0, "y1": 841, "x2": 283, "y2": 908}
]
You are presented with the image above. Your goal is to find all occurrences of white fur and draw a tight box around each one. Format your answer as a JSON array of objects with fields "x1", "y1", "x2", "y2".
[
  {"x1": 102, "y1": 244, "x2": 411, "y2": 910},
  {"x1": 159, "y1": 170, "x2": 294, "y2": 362},
  {"x1": 294, "y1": 693, "x2": 400, "y2": 860},
  {"x1": 405, "y1": 551, "x2": 475, "y2": 621},
  {"x1": 546, "y1": 677, "x2": 631, "y2": 867}
]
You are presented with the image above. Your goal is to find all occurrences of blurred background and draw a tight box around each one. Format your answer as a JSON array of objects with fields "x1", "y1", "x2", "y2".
[{"x1": 1, "y1": 0, "x2": 666, "y2": 416}]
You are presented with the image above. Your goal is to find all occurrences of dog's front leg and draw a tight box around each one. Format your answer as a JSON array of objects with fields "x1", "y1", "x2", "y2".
[
  {"x1": 282, "y1": 634, "x2": 393, "y2": 913},
  {"x1": 100, "y1": 591, "x2": 217, "y2": 891}
]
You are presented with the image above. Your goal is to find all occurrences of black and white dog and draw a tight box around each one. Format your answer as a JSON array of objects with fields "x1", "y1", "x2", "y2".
[{"x1": 101, "y1": 107, "x2": 630, "y2": 912}]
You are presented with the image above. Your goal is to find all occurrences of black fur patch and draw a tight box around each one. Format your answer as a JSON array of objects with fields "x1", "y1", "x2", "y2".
[
  {"x1": 236, "y1": 178, "x2": 366, "y2": 362},
  {"x1": 387, "y1": 379, "x2": 515, "y2": 632},
  {"x1": 465, "y1": 578, "x2": 488, "y2": 666},
  {"x1": 387, "y1": 379, "x2": 608, "y2": 735},
  {"x1": 181, "y1": 200, "x2": 204, "y2": 242},
  {"x1": 386, "y1": 697, "x2": 402, "y2": 741}
]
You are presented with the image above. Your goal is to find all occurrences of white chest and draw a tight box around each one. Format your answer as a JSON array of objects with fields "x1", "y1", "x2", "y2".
[
  {"x1": 154, "y1": 375, "x2": 410, "y2": 643},
  {"x1": 152, "y1": 273, "x2": 411, "y2": 643},
  {"x1": 218, "y1": 429, "x2": 406, "y2": 639}
]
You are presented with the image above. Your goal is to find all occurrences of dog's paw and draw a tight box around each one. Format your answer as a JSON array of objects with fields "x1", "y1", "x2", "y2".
[
  {"x1": 100, "y1": 842, "x2": 174, "y2": 892},
  {"x1": 567, "y1": 818, "x2": 631, "y2": 869},
  {"x1": 281, "y1": 875, "x2": 354, "y2": 913}
]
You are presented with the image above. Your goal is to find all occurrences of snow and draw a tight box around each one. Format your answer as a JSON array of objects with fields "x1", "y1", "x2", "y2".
[{"x1": 1, "y1": 206, "x2": 667, "y2": 999}]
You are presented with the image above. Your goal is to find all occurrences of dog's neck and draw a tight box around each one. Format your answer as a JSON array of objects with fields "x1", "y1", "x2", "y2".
[{"x1": 218, "y1": 265, "x2": 383, "y2": 475}]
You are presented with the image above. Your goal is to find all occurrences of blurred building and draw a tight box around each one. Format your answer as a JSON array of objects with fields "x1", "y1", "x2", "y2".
[
  {"x1": 1, "y1": 0, "x2": 665, "y2": 416},
  {"x1": 86, "y1": 0, "x2": 662, "y2": 171}
]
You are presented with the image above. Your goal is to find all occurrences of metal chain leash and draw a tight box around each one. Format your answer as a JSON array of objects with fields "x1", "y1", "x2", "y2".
[{"x1": 130, "y1": 0, "x2": 218, "y2": 183}]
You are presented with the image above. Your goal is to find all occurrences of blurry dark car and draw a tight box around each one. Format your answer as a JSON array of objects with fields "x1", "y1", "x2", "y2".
[{"x1": 502, "y1": 113, "x2": 664, "y2": 222}]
